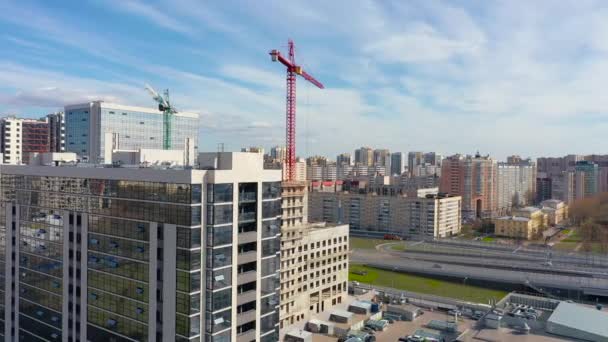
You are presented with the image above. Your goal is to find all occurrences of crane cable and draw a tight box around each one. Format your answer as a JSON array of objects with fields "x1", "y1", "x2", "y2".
[{"x1": 305, "y1": 81, "x2": 310, "y2": 159}]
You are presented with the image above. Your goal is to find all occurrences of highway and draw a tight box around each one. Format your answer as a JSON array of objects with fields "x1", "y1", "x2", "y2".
[{"x1": 351, "y1": 240, "x2": 608, "y2": 298}]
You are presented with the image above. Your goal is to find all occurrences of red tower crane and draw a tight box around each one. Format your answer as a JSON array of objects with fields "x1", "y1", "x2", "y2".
[{"x1": 269, "y1": 39, "x2": 324, "y2": 181}]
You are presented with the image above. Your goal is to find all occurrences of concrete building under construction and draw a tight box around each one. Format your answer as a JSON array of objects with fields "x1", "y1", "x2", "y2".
[{"x1": 279, "y1": 180, "x2": 349, "y2": 330}]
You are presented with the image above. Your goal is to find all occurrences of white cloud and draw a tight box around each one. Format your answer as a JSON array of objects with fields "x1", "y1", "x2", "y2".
[
  {"x1": 110, "y1": 0, "x2": 194, "y2": 35},
  {"x1": 364, "y1": 23, "x2": 482, "y2": 63},
  {"x1": 219, "y1": 65, "x2": 283, "y2": 89}
]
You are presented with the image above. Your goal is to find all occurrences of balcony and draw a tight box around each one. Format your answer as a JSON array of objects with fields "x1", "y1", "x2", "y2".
[
  {"x1": 237, "y1": 329, "x2": 256, "y2": 342},
  {"x1": 238, "y1": 251, "x2": 257, "y2": 265},
  {"x1": 238, "y1": 231, "x2": 257, "y2": 244},
  {"x1": 237, "y1": 271, "x2": 257, "y2": 285},
  {"x1": 237, "y1": 290, "x2": 257, "y2": 305},
  {"x1": 237, "y1": 309, "x2": 257, "y2": 326}
]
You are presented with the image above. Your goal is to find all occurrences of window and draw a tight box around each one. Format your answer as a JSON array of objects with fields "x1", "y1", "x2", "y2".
[
  {"x1": 262, "y1": 201, "x2": 281, "y2": 219},
  {"x1": 207, "y1": 246, "x2": 232, "y2": 269},
  {"x1": 207, "y1": 268, "x2": 231, "y2": 290},
  {"x1": 209, "y1": 184, "x2": 233, "y2": 203},
  {"x1": 208, "y1": 225, "x2": 232, "y2": 246},
  {"x1": 208, "y1": 204, "x2": 233, "y2": 226},
  {"x1": 206, "y1": 288, "x2": 231, "y2": 312},
  {"x1": 262, "y1": 182, "x2": 281, "y2": 199},
  {"x1": 206, "y1": 309, "x2": 231, "y2": 333}
]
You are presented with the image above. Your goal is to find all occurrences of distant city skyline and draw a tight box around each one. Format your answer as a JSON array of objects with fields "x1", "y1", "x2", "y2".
[{"x1": 2, "y1": 1, "x2": 608, "y2": 159}]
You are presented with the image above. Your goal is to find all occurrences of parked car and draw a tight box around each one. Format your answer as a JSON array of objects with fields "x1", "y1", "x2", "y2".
[
  {"x1": 362, "y1": 327, "x2": 375, "y2": 334},
  {"x1": 448, "y1": 309, "x2": 462, "y2": 316}
]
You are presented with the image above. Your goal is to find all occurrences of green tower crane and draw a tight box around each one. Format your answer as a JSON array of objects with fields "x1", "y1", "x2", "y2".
[{"x1": 145, "y1": 84, "x2": 177, "y2": 150}]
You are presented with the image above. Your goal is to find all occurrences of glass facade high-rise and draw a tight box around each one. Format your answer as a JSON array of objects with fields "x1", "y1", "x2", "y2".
[
  {"x1": 575, "y1": 161, "x2": 599, "y2": 198},
  {"x1": 0, "y1": 151, "x2": 281, "y2": 342},
  {"x1": 390, "y1": 152, "x2": 403, "y2": 175},
  {"x1": 64, "y1": 102, "x2": 199, "y2": 163}
]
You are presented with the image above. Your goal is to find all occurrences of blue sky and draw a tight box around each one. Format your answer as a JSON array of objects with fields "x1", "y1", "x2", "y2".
[{"x1": 1, "y1": 0, "x2": 608, "y2": 160}]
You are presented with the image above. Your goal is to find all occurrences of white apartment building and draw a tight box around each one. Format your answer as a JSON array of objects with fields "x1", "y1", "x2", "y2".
[
  {"x1": 497, "y1": 162, "x2": 537, "y2": 215},
  {"x1": 1, "y1": 117, "x2": 24, "y2": 164},
  {"x1": 411, "y1": 164, "x2": 442, "y2": 177},
  {"x1": 309, "y1": 192, "x2": 461, "y2": 239},
  {"x1": 0, "y1": 117, "x2": 50, "y2": 165}
]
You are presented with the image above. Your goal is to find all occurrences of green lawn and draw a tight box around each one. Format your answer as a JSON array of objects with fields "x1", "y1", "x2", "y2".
[
  {"x1": 562, "y1": 229, "x2": 583, "y2": 243},
  {"x1": 390, "y1": 244, "x2": 407, "y2": 251},
  {"x1": 349, "y1": 264, "x2": 507, "y2": 304},
  {"x1": 481, "y1": 236, "x2": 496, "y2": 242},
  {"x1": 553, "y1": 241, "x2": 579, "y2": 252},
  {"x1": 561, "y1": 229, "x2": 571, "y2": 235},
  {"x1": 349, "y1": 237, "x2": 385, "y2": 250}
]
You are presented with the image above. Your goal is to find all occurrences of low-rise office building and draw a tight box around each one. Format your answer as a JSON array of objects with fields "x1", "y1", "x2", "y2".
[
  {"x1": 0, "y1": 151, "x2": 281, "y2": 342},
  {"x1": 308, "y1": 192, "x2": 461, "y2": 239}
]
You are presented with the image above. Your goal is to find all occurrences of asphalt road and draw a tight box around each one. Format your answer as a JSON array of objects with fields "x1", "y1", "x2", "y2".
[{"x1": 351, "y1": 243, "x2": 608, "y2": 297}]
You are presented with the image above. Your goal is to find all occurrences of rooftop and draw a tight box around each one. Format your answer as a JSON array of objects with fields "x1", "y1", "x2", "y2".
[
  {"x1": 497, "y1": 216, "x2": 530, "y2": 222},
  {"x1": 518, "y1": 206, "x2": 542, "y2": 213},
  {"x1": 547, "y1": 302, "x2": 608, "y2": 338},
  {"x1": 65, "y1": 101, "x2": 199, "y2": 118},
  {"x1": 285, "y1": 329, "x2": 313, "y2": 339}
]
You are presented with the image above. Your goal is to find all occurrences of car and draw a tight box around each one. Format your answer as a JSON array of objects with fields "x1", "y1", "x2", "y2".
[
  {"x1": 362, "y1": 327, "x2": 375, "y2": 334},
  {"x1": 448, "y1": 309, "x2": 462, "y2": 316},
  {"x1": 364, "y1": 324, "x2": 379, "y2": 332},
  {"x1": 433, "y1": 263, "x2": 442, "y2": 269},
  {"x1": 398, "y1": 338, "x2": 408, "y2": 342},
  {"x1": 383, "y1": 317, "x2": 395, "y2": 323}
]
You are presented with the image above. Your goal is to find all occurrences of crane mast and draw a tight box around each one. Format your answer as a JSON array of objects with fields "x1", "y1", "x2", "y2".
[{"x1": 269, "y1": 39, "x2": 324, "y2": 181}]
